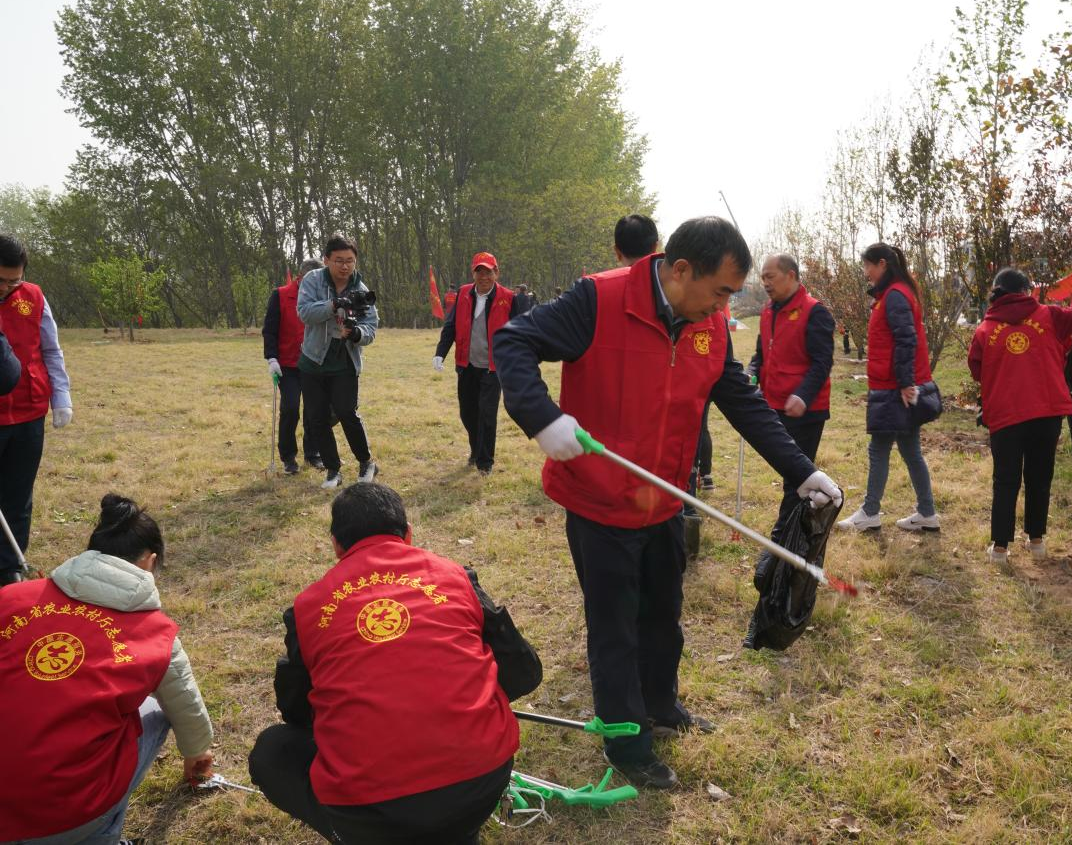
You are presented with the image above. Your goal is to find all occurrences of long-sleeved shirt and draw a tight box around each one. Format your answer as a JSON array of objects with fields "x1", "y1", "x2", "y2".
[
  {"x1": 748, "y1": 293, "x2": 835, "y2": 422},
  {"x1": 494, "y1": 268, "x2": 817, "y2": 488}
]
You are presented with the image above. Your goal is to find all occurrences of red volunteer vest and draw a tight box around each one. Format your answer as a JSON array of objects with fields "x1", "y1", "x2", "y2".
[
  {"x1": 758, "y1": 285, "x2": 831, "y2": 412},
  {"x1": 867, "y1": 281, "x2": 933, "y2": 389},
  {"x1": 0, "y1": 282, "x2": 51, "y2": 426},
  {"x1": 454, "y1": 283, "x2": 515, "y2": 371},
  {"x1": 543, "y1": 255, "x2": 728, "y2": 528},
  {"x1": 293, "y1": 535, "x2": 518, "y2": 806},
  {"x1": 444, "y1": 290, "x2": 458, "y2": 312},
  {"x1": 0, "y1": 578, "x2": 177, "y2": 840},
  {"x1": 975, "y1": 305, "x2": 1072, "y2": 432},
  {"x1": 277, "y1": 281, "x2": 305, "y2": 368}
]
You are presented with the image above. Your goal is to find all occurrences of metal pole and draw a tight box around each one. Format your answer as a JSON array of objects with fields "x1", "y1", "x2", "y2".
[
  {"x1": 268, "y1": 377, "x2": 278, "y2": 475},
  {"x1": 0, "y1": 506, "x2": 29, "y2": 577}
]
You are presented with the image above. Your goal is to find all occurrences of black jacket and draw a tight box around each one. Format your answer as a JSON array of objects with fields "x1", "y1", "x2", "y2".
[{"x1": 0, "y1": 330, "x2": 20, "y2": 396}]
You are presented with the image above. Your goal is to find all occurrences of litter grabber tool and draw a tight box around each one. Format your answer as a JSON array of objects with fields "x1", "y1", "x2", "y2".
[
  {"x1": 0, "y1": 505, "x2": 36, "y2": 580},
  {"x1": 497, "y1": 769, "x2": 639, "y2": 829},
  {"x1": 574, "y1": 428, "x2": 857, "y2": 597},
  {"x1": 513, "y1": 710, "x2": 640, "y2": 738},
  {"x1": 267, "y1": 372, "x2": 280, "y2": 476},
  {"x1": 195, "y1": 773, "x2": 262, "y2": 795},
  {"x1": 732, "y1": 433, "x2": 745, "y2": 542}
]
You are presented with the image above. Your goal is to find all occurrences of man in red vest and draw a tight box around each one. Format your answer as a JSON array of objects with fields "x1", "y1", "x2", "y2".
[
  {"x1": 494, "y1": 217, "x2": 841, "y2": 789},
  {"x1": 264, "y1": 258, "x2": 324, "y2": 474},
  {"x1": 0, "y1": 234, "x2": 74, "y2": 586},
  {"x1": 249, "y1": 482, "x2": 541, "y2": 844},
  {"x1": 444, "y1": 283, "x2": 458, "y2": 314},
  {"x1": 748, "y1": 253, "x2": 834, "y2": 545},
  {"x1": 432, "y1": 252, "x2": 522, "y2": 475}
]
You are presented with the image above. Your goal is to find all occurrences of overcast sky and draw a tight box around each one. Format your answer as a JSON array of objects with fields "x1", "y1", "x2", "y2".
[{"x1": 0, "y1": 0, "x2": 1064, "y2": 242}]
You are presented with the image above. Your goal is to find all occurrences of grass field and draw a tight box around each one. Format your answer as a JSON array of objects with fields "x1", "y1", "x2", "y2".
[{"x1": 27, "y1": 324, "x2": 1072, "y2": 843}]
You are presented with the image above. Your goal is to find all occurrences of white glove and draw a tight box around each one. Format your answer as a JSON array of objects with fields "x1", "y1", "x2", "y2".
[
  {"x1": 432, "y1": 356, "x2": 444, "y2": 372},
  {"x1": 534, "y1": 413, "x2": 584, "y2": 461},
  {"x1": 267, "y1": 358, "x2": 283, "y2": 378},
  {"x1": 52, "y1": 407, "x2": 73, "y2": 429},
  {"x1": 797, "y1": 470, "x2": 842, "y2": 508}
]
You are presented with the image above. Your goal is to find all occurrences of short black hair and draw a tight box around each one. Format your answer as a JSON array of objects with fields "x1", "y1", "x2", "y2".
[
  {"x1": 990, "y1": 267, "x2": 1032, "y2": 302},
  {"x1": 87, "y1": 493, "x2": 165, "y2": 568},
  {"x1": 614, "y1": 214, "x2": 659, "y2": 260},
  {"x1": 323, "y1": 233, "x2": 359, "y2": 258},
  {"x1": 331, "y1": 483, "x2": 408, "y2": 551},
  {"x1": 664, "y1": 216, "x2": 752, "y2": 277},
  {"x1": 0, "y1": 234, "x2": 28, "y2": 270}
]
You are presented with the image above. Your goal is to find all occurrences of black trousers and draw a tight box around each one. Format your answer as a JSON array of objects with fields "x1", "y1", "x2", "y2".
[
  {"x1": 300, "y1": 365, "x2": 371, "y2": 473},
  {"x1": 565, "y1": 510, "x2": 687, "y2": 764},
  {"x1": 279, "y1": 366, "x2": 318, "y2": 463},
  {"x1": 248, "y1": 723, "x2": 511, "y2": 845},
  {"x1": 457, "y1": 366, "x2": 501, "y2": 470},
  {"x1": 0, "y1": 415, "x2": 45, "y2": 582},
  {"x1": 989, "y1": 415, "x2": 1062, "y2": 546},
  {"x1": 770, "y1": 416, "x2": 825, "y2": 546}
]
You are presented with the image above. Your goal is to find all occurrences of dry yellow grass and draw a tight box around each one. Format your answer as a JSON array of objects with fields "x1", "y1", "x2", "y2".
[{"x1": 25, "y1": 324, "x2": 1072, "y2": 843}]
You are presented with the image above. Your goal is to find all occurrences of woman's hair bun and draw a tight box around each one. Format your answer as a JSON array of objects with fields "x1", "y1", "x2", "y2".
[{"x1": 98, "y1": 493, "x2": 141, "y2": 531}]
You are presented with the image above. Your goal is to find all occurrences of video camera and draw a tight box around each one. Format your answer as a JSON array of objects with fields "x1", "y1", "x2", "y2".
[{"x1": 333, "y1": 290, "x2": 376, "y2": 342}]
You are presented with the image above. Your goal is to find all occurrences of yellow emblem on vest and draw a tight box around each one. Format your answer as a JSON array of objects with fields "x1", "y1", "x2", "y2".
[
  {"x1": 1005, "y1": 331, "x2": 1030, "y2": 355},
  {"x1": 356, "y1": 598, "x2": 411, "y2": 643},
  {"x1": 14, "y1": 299, "x2": 33, "y2": 316},
  {"x1": 788, "y1": 308, "x2": 800, "y2": 321},
  {"x1": 26, "y1": 632, "x2": 85, "y2": 681},
  {"x1": 692, "y1": 331, "x2": 711, "y2": 355}
]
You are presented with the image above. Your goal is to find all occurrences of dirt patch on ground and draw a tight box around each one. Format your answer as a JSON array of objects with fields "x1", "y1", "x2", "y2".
[
  {"x1": 1010, "y1": 555, "x2": 1072, "y2": 604},
  {"x1": 921, "y1": 429, "x2": 990, "y2": 455}
]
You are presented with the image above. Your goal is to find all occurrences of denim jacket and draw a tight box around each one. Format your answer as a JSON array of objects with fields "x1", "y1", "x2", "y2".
[{"x1": 296, "y1": 267, "x2": 379, "y2": 373}]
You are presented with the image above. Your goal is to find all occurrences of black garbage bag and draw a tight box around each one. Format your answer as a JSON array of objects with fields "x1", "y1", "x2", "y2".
[{"x1": 742, "y1": 495, "x2": 842, "y2": 651}]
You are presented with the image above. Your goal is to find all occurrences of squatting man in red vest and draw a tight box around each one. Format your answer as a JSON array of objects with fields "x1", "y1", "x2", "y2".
[
  {"x1": 494, "y1": 216, "x2": 842, "y2": 789},
  {"x1": 0, "y1": 234, "x2": 74, "y2": 586},
  {"x1": 0, "y1": 494, "x2": 214, "y2": 843},
  {"x1": 748, "y1": 253, "x2": 835, "y2": 550},
  {"x1": 432, "y1": 252, "x2": 523, "y2": 475},
  {"x1": 249, "y1": 482, "x2": 541, "y2": 844},
  {"x1": 263, "y1": 258, "x2": 325, "y2": 474},
  {"x1": 297, "y1": 234, "x2": 380, "y2": 489}
]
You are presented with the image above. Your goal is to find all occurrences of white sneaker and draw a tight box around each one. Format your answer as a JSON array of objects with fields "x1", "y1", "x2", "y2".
[
  {"x1": 987, "y1": 543, "x2": 1008, "y2": 565},
  {"x1": 1028, "y1": 539, "x2": 1047, "y2": 560},
  {"x1": 836, "y1": 507, "x2": 882, "y2": 531},
  {"x1": 895, "y1": 512, "x2": 940, "y2": 532},
  {"x1": 321, "y1": 471, "x2": 343, "y2": 489}
]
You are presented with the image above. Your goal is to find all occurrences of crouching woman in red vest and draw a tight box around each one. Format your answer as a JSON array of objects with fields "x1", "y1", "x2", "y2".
[
  {"x1": 969, "y1": 268, "x2": 1072, "y2": 565},
  {"x1": 249, "y1": 482, "x2": 541, "y2": 844},
  {"x1": 0, "y1": 494, "x2": 214, "y2": 844}
]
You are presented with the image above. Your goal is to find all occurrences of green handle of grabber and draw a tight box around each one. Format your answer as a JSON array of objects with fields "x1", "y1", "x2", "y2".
[
  {"x1": 574, "y1": 427, "x2": 604, "y2": 455},
  {"x1": 583, "y1": 716, "x2": 640, "y2": 738},
  {"x1": 272, "y1": 373, "x2": 281, "y2": 388}
]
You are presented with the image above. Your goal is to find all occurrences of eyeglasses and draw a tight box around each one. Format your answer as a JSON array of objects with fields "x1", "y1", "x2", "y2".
[{"x1": 329, "y1": 258, "x2": 356, "y2": 267}]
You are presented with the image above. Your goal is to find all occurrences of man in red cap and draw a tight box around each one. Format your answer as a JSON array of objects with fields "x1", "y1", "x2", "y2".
[{"x1": 433, "y1": 252, "x2": 521, "y2": 475}]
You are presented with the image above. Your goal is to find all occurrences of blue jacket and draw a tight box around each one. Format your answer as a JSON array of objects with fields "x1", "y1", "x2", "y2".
[{"x1": 296, "y1": 268, "x2": 378, "y2": 373}]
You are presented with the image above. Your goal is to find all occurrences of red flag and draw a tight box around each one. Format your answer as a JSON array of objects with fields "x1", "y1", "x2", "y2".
[
  {"x1": 429, "y1": 267, "x2": 445, "y2": 319},
  {"x1": 1045, "y1": 271, "x2": 1072, "y2": 302},
  {"x1": 285, "y1": 268, "x2": 293, "y2": 286}
]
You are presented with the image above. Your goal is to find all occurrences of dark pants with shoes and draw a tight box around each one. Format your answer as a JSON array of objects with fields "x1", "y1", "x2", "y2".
[
  {"x1": 279, "y1": 366, "x2": 317, "y2": 463},
  {"x1": 457, "y1": 365, "x2": 501, "y2": 471},
  {"x1": 565, "y1": 510, "x2": 687, "y2": 764},
  {"x1": 989, "y1": 415, "x2": 1062, "y2": 546},
  {"x1": 248, "y1": 723, "x2": 510, "y2": 844},
  {"x1": 770, "y1": 416, "x2": 825, "y2": 545},
  {"x1": 0, "y1": 416, "x2": 45, "y2": 583},
  {"x1": 301, "y1": 365, "x2": 371, "y2": 474}
]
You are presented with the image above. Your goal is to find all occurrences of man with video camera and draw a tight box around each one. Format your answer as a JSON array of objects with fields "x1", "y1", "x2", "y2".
[{"x1": 297, "y1": 234, "x2": 380, "y2": 489}]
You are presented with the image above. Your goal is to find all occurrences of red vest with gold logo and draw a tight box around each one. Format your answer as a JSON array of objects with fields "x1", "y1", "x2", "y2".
[
  {"x1": 543, "y1": 255, "x2": 728, "y2": 528},
  {"x1": 975, "y1": 304, "x2": 1072, "y2": 432},
  {"x1": 292, "y1": 535, "x2": 517, "y2": 806},
  {"x1": 0, "y1": 282, "x2": 51, "y2": 425},
  {"x1": 454, "y1": 283, "x2": 515, "y2": 371},
  {"x1": 758, "y1": 285, "x2": 831, "y2": 412},
  {"x1": 0, "y1": 578, "x2": 177, "y2": 839},
  {"x1": 277, "y1": 282, "x2": 305, "y2": 368},
  {"x1": 867, "y1": 281, "x2": 933, "y2": 389}
]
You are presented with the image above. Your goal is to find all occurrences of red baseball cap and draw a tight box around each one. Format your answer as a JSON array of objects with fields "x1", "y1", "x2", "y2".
[{"x1": 471, "y1": 252, "x2": 498, "y2": 271}]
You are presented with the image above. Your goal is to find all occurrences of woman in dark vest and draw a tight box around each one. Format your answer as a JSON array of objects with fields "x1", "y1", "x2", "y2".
[
  {"x1": 838, "y1": 243, "x2": 940, "y2": 532},
  {"x1": 969, "y1": 268, "x2": 1072, "y2": 564}
]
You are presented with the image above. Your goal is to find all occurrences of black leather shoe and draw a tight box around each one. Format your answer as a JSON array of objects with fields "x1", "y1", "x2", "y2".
[
  {"x1": 283, "y1": 459, "x2": 300, "y2": 475},
  {"x1": 305, "y1": 456, "x2": 326, "y2": 470},
  {"x1": 603, "y1": 751, "x2": 678, "y2": 790},
  {"x1": 650, "y1": 713, "x2": 715, "y2": 738}
]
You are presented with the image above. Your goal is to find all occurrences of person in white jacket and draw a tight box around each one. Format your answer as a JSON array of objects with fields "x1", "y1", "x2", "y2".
[{"x1": 0, "y1": 494, "x2": 214, "y2": 844}]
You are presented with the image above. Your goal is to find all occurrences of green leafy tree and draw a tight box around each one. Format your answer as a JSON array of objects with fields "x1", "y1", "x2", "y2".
[{"x1": 88, "y1": 255, "x2": 165, "y2": 341}]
